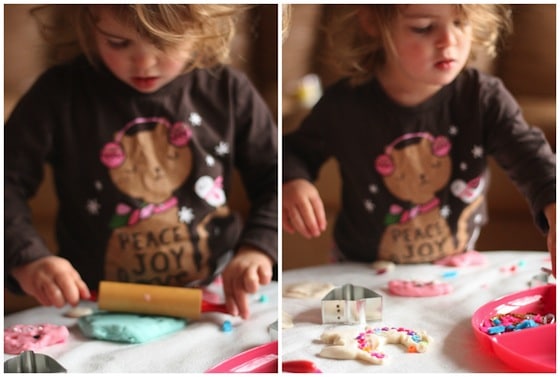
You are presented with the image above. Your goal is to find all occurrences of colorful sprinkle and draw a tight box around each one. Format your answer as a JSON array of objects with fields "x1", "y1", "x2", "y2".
[
  {"x1": 441, "y1": 270, "x2": 458, "y2": 279},
  {"x1": 354, "y1": 326, "x2": 431, "y2": 359},
  {"x1": 480, "y1": 313, "x2": 553, "y2": 335},
  {"x1": 221, "y1": 320, "x2": 232, "y2": 332}
]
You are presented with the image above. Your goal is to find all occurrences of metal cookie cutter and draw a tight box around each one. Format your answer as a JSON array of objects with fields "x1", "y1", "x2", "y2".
[
  {"x1": 4, "y1": 351, "x2": 67, "y2": 373},
  {"x1": 321, "y1": 284, "x2": 382, "y2": 324},
  {"x1": 268, "y1": 320, "x2": 278, "y2": 341},
  {"x1": 529, "y1": 267, "x2": 556, "y2": 287}
]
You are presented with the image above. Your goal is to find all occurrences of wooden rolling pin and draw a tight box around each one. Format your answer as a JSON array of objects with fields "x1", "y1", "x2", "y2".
[{"x1": 97, "y1": 281, "x2": 228, "y2": 319}]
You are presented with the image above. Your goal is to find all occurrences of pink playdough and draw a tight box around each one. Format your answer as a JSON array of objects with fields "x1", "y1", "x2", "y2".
[
  {"x1": 388, "y1": 280, "x2": 452, "y2": 297},
  {"x1": 4, "y1": 324, "x2": 69, "y2": 355},
  {"x1": 433, "y1": 250, "x2": 487, "y2": 267}
]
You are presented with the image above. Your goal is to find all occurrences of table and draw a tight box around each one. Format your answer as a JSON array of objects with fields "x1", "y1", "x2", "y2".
[
  {"x1": 282, "y1": 251, "x2": 554, "y2": 373},
  {"x1": 4, "y1": 280, "x2": 278, "y2": 372}
]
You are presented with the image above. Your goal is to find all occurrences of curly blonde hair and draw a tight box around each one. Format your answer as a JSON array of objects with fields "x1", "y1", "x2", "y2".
[
  {"x1": 31, "y1": 4, "x2": 246, "y2": 71},
  {"x1": 324, "y1": 4, "x2": 513, "y2": 85}
]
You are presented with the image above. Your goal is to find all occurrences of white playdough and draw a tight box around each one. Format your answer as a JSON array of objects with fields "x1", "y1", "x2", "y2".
[
  {"x1": 64, "y1": 306, "x2": 94, "y2": 318},
  {"x1": 282, "y1": 311, "x2": 294, "y2": 329},
  {"x1": 371, "y1": 260, "x2": 396, "y2": 274},
  {"x1": 283, "y1": 282, "x2": 335, "y2": 299}
]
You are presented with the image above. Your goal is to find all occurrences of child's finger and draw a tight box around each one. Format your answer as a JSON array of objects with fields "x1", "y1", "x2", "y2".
[
  {"x1": 257, "y1": 265, "x2": 272, "y2": 285},
  {"x1": 288, "y1": 208, "x2": 313, "y2": 238},
  {"x1": 223, "y1": 278, "x2": 240, "y2": 317},
  {"x1": 224, "y1": 293, "x2": 239, "y2": 317},
  {"x1": 33, "y1": 285, "x2": 51, "y2": 307},
  {"x1": 232, "y1": 281, "x2": 251, "y2": 319},
  {"x1": 282, "y1": 208, "x2": 296, "y2": 233},
  {"x1": 237, "y1": 295, "x2": 251, "y2": 319},
  {"x1": 310, "y1": 195, "x2": 327, "y2": 231},
  {"x1": 78, "y1": 280, "x2": 91, "y2": 301},
  {"x1": 42, "y1": 281, "x2": 65, "y2": 308},
  {"x1": 56, "y1": 275, "x2": 81, "y2": 306},
  {"x1": 243, "y1": 266, "x2": 260, "y2": 293},
  {"x1": 296, "y1": 200, "x2": 321, "y2": 237}
]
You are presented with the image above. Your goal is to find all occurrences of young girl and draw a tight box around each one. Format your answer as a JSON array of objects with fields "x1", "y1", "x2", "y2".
[
  {"x1": 283, "y1": 4, "x2": 556, "y2": 273},
  {"x1": 5, "y1": 4, "x2": 278, "y2": 319}
]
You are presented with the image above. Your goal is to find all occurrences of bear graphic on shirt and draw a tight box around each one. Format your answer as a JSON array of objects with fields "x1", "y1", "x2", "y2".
[
  {"x1": 376, "y1": 134, "x2": 480, "y2": 263},
  {"x1": 102, "y1": 118, "x2": 229, "y2": 286}
]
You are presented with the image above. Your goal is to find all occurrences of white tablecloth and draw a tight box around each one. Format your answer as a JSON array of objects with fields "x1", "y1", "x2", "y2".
[
  {"x1": 4, "y1": 281, "x2": 278, "y2": 372},
  {"x1": 282, "y1": 251, "x2": 554, "y2": 373}
]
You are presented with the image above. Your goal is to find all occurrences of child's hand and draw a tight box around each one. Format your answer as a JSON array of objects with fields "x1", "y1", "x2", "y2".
[
  {"x1": 282, "y1": 179, "x2": 327, "y2": 238},
  {"x1": 10, "y1": 256, "x2": 91, "y2": 308},
  {"x1": 544, "y1": 203, "x2": 556, "y2": 276},
  {"x1": 221, "y1": 247, "x2": 273, "y2": 319}
]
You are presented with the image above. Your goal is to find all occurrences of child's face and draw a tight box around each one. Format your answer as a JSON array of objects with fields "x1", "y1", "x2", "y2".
[
  {"x1": 92, "y1": 7, "x2": 192, "y2": 93},
  {"x1": 383, "y1": 5, "x2": 472, "y2": 88}
]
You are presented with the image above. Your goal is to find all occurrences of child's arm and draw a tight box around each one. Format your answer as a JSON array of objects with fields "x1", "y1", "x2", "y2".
[
  {"x1": 481, "y1": 75, "x2": 555, "y2": 261},
  {"x1": 5, "y1": 68, "x2": 67, "y2": 298},
  {"x1": 544, "y1": 203, "x2": 556, "y2": 276},
  {"x1": 282, "y1": 179, "x2": 327, "y2": 238},
  {"x1": 10, "y1": 256, "x2": 91, "y2": 307},
  {"x1": 221, "y1": 246, "x2": 273, "y2": 319}
]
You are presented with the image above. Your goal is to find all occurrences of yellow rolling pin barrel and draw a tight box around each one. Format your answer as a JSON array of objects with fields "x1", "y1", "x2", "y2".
[{"x1": 97, "y1": 281, "x2": 229, "y2": 319}]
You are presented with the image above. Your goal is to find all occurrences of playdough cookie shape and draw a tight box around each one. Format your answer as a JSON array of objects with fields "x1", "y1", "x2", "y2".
[{"x1": 318, "y1": 326, "x2": 432, "y2": 365}]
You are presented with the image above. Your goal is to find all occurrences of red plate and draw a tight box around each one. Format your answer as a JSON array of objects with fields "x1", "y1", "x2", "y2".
[
  {"x1": 471, "y1": 284, "x2": 556, "y2": 372},
  {"x1": 205, "y1": 340, "x2": 278, "y2": 373}
]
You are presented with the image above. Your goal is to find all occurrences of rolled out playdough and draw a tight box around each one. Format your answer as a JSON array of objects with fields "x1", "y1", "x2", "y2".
[
  {"x1": 78, "y1": 312, "x2": 186, "y2": 343},
  {"x1": 98, "y1": 281, "x2": 203, "y2": 319},
  {"x1": 433, "y1": 250, "x2": 487, "y2": 267}
]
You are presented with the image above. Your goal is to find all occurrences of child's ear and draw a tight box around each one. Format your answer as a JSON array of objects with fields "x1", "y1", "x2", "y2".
[{"x1": 358, "y1": 7, "x2": 378, "y2": 37}]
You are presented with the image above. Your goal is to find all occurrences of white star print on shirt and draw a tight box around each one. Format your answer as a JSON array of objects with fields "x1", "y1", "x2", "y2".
[
  {"x1": 189, "y1": 112, "x2": 202, "y2": 126},
  {"x1": 206, "y1": 155, "x2": 216, "y2": 166},
  {"x1": 215, "y1": 142, "x2": 229, "y2": 156},
  {"x1": 471, "y1": 145, "x2": 484, "y2": 159},
  {"x1": 86, "y1": 199, "x2": 100, "y2": 215},
  {"x1": 178, "y1": 206, "x2": 195, "y2": 224},
  {"x1": 364, "y1": 199, "x2": 375, "y2": 213},
  {"x1": 368, "y1": 184, "x2": 379, "y2": 194},
  {"x1": 440, "y1": 205, "x2": 451, "y2": 218}
]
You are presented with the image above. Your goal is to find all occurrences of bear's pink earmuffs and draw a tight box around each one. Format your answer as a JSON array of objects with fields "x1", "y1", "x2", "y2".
[
  {"x1": 100, "y1": 117, "x2": 192, "y2": 168},
  {"x1": 375, "y1": 132, "x2": 451, "y2": 176}
]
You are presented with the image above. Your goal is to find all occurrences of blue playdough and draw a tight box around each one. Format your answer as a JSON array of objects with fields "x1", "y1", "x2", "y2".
[{"x1": 78, "y1": 312, "x2": 187, "y2": 343}]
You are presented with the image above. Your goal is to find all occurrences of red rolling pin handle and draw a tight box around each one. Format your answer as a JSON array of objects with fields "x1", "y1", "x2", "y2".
[{"x1": 201, "y1": 300, "x2": 229, "y2": 314}]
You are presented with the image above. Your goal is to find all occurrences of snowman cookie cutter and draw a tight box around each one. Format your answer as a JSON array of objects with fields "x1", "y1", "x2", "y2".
[{"x1": 321, "y1": 284, "x2": 383, "y2": 324}]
